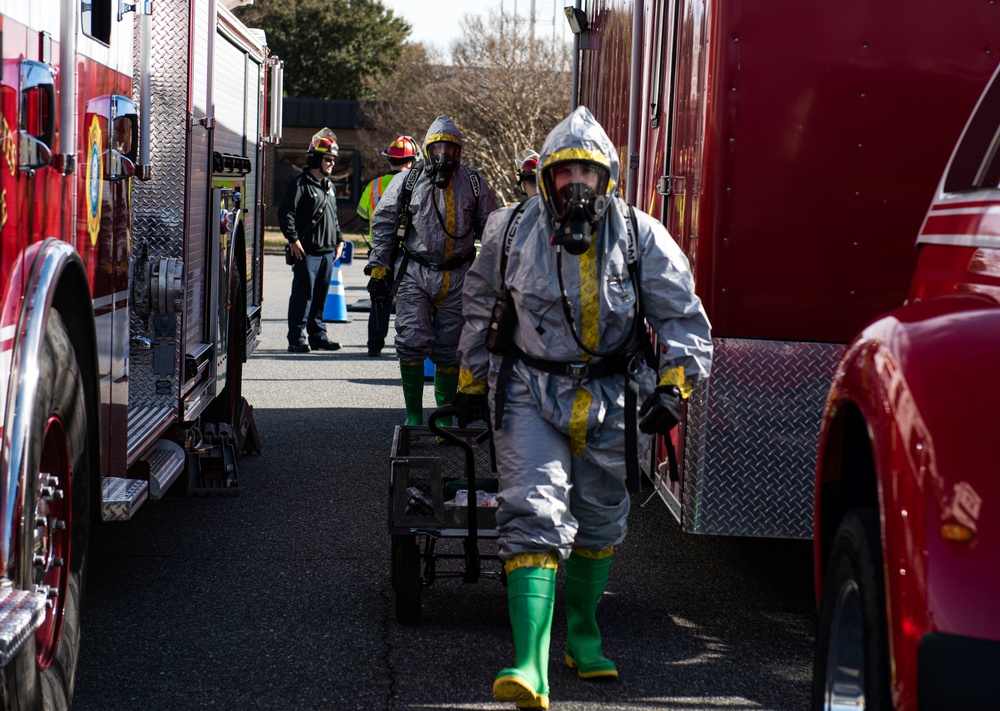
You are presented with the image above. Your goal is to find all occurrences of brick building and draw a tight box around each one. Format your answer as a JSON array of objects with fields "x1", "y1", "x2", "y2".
[{"x1": 263, "y1": 98, "x2": 372, "y2": 233}]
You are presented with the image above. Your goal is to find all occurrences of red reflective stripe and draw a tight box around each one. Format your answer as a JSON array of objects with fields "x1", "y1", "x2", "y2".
[
  {"x1": 930, "y1": 200, "x2": 1000, "y2": 212},
  {"x1": 921, "y1": 211, "x2": 1000, "y2": 238}
]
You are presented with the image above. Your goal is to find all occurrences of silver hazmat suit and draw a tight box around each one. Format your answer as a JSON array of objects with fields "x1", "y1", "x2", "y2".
[
  {"x1": 459, "y1": 107, "x2": 713, "y2": 560},
  {"x1": 369, "y1": 116, "x2": 499, "y2": 365}
]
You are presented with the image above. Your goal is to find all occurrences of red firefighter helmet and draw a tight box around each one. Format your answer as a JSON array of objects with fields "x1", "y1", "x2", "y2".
[
  {"x1": 518, "y1": 156, "x2": 539, "y2": 183},
  {"x1": 516, "y1": 149, "x2": 540, "y2": 183},
  {"x1": 308, "y1": 128, "x2": 339, "y2": 158},
  {"x1": 380, "y1": 136, "x2": 419, "y2": 160}
]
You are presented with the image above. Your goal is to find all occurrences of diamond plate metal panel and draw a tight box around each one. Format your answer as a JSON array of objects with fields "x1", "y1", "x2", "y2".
[
  {"x1": 102, "y1": 477, "x2": 150, "y2": 521},
  {"x1": 0, "y1": 587, "x2": 46, "y2": 668},
  {"x1": 683, "y1": 339, "x2": 845, "y2": 538},
  {"x1": 129, "y1": 0, "x2": 191, "y2": 417}
]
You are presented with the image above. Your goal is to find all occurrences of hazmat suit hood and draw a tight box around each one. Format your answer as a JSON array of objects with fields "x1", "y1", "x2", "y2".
[
  {"x1": 538, "y1": 106, "x2": 620, "y2": 254},
  {"x1": 423, "y1": 115, "x2": 464, "y2": 188}
]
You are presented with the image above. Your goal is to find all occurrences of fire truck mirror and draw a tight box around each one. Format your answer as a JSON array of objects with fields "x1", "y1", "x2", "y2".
[
  {"x1": 18, "y1": 132, "x2": 52, "y2": 172},
  {"x1": 105, "y1": 150, "x2": 135, "y2": 181},
  {"x1": 111, "y1": 114, "x2": 139, "y2": 163},
  {"x1": 18, "y1": 60, "x2": 56, "y2": 171}
]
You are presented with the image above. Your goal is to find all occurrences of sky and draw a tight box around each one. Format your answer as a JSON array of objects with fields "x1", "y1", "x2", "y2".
[{"x1": 380, "y1": 0, "x2": 570, "y2": 61}]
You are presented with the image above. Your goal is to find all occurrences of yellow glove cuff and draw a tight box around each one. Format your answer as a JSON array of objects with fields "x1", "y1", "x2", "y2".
[
  {"x1": 459, "y1": 369, "x2": 487, "y2": 395},
  {"x1": 370, "y1": 265, "x2": 387, "y2": 280},
  {"x1": 658, "y1": 366, "x2": 692, "y2": 399}
]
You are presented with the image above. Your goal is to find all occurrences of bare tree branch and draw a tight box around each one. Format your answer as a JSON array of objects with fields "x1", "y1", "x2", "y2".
[{"x1": 359, "y1": 9, "x2": 570, "y2": 204}]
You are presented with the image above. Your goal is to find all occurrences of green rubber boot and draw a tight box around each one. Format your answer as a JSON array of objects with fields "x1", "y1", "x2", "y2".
[
  {"x1": 494, "y1": 563, "x2": 556, "y2": 710},
  {"x1": 433, "y1": 367, "x2": 459, "y2": 428},
  {"x1": 400, "y1": 361, "x2": 425, "y2": 426},
  {"x1": 564, "y1": 550, "x2": 618, "y2": 679}
]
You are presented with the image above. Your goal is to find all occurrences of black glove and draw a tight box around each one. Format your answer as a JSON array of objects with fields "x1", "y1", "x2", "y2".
[
  {"x1": 367, "y1": 277, "x2": 390, "y2": 298},
  {"x1": 452, "y1": 392, "x2": 488, "y2": 428},
  {"x1": 638, "y1": 385, "x2": 683, "y2": 435}
]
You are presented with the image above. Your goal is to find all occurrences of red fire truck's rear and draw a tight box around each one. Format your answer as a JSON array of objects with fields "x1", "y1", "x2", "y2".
[
  {"x1": 0, "y1": 1, "x2": 281, "y2": 706},
  {"x1": 573, "y1": 0, "x2": 1000, "y2": 538}
]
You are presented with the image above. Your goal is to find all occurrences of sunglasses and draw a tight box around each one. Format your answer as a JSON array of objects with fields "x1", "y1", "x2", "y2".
[{"x1": 321, "y1": 156, "x2": 336, "y2": 165}]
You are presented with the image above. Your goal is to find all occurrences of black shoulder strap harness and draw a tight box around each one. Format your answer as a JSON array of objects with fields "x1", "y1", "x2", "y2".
[
  {"x1": 491, "y1": 200, "x2": 660, "y2": 492},
  {"x1": 393, "y1": 164, "x2": 425, "y2": 241},
  {"x1": 499, "y1": 199, "x2": 529, "y2": 280},
  {"x1": 432, "y1": 169, "x2": 483, "y2": 239},
  {"x1": 387, "y1": 164, "x2": 482, "y2": 299},
  {"x1": 386, "y1": 165, "x2": 425, "y2": 299}
]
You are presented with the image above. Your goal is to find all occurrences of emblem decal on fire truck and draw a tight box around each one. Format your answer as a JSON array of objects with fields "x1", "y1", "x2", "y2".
[
  {"x1": 86, "y1": 115, "x2": 104, "y2": 245},
  {"x1": 1, "y1": 114, "x2": 15, "y2": 176}
]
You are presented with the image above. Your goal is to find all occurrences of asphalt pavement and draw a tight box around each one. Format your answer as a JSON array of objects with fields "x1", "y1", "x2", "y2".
[{"x1": 73, "y1": 254, "x2": 816, "y2": 710}]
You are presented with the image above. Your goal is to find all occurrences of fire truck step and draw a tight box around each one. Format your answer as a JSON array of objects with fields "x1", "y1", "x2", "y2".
[
  {"x1": 126, "y1": 405, "x2": 174, "y2": 463},
  {"x1": 142, "y1": 439, "x2": 187, "y2": 499},
  {"x1": 0, "y1": 584, "x2": 47, "y2": 667},
  {"x1": 188, "y1": 423, "x2": 240, "y2": 497},
  {"x1": 102, "y1": 477, "x2": 149, "y2": 521}
]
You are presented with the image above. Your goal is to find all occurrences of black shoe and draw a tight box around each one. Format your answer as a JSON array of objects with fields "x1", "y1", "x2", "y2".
[
  {"x1": 367, "y1": 349, "x2": 381, "y2": 357},
  {"x1": 309, "y1": 340, "x2": 341, "y2": 351},
  {"x1": 288, "y1": 343, "x2": 310, "y2": 353}
]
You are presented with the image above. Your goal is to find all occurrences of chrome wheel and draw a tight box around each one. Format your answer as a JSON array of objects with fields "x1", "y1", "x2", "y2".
[
  {"x1": 32, "y1": 415, "x2": 72, "y2": 670},
  {"x1": 822, "y1": 579, "x2": 865, "y2": 710}
]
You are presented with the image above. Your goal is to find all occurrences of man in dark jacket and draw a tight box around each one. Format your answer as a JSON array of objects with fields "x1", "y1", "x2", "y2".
[{"x1": 278, "y1": 128, "x2": 346, "y2": 353}]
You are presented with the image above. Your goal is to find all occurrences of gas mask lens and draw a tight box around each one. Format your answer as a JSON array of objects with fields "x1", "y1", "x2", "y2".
[
  {"x1": 547, "y1": 161, "x2": 609, "y2": 217},
  {"x1": 544, "y1": 161, "x2": 611, "y2": 255}
]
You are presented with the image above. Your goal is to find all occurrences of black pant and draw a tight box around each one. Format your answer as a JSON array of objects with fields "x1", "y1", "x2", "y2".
[
  {"x1": 367, "y1": 276, "x2": 393, "y2": 353},
  {"x1": 287, "y1": 252, "x2": 334, "y2": 346}
]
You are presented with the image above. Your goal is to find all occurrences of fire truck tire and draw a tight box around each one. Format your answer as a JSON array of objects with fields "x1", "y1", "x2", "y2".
[
  {"x1": 391, "y1": 535, "x2": 421, "y2": 623},
  {"x1": 812, "y1": 508, "x2": 890, "y2": 711},
  {"x1": 1, "y1": 310, "x2": 90, "y2": 711}
]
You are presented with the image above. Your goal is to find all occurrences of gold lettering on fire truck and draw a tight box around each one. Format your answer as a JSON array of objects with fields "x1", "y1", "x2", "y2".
[
  {"x1": 1, "y1": 114, "x2": 15, "y2": 176},
  {"x1": 1, "y1": 189, "x2": 6, "y2": 234},
  {"x1": 85, "y1": 116, "x2": 104, "y2": 246}
]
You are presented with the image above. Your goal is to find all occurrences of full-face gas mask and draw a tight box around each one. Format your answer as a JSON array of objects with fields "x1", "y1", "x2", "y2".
[
  {"x1": 540, "y1": 159, "x2": 612, "y2": 255},
  {"x1": 425, "y1": 140, "x2": 461, "y2": 189}
]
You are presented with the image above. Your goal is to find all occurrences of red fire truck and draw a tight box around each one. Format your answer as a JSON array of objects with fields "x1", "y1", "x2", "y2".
[
  {"x1": 572, "y1": 1, "x2": 1000, "y2": 538},
  {"x1": 0, "y1": 0, "x2": 281, "y2": 706},
  {"x1": 810, "y1": 64, "x2": 1000, "y2": 710}
]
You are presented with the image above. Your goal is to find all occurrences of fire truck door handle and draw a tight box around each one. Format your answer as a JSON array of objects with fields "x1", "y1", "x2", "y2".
[
  {"x1": 658, "y1": 175, "x2": 685, "y2": 196},
  {"x1": 118, "y1": 0, "x2": 153, "y2": 22},
  {"x1": 191, "y1": 116, "x2": 216, "y2": 130}
]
